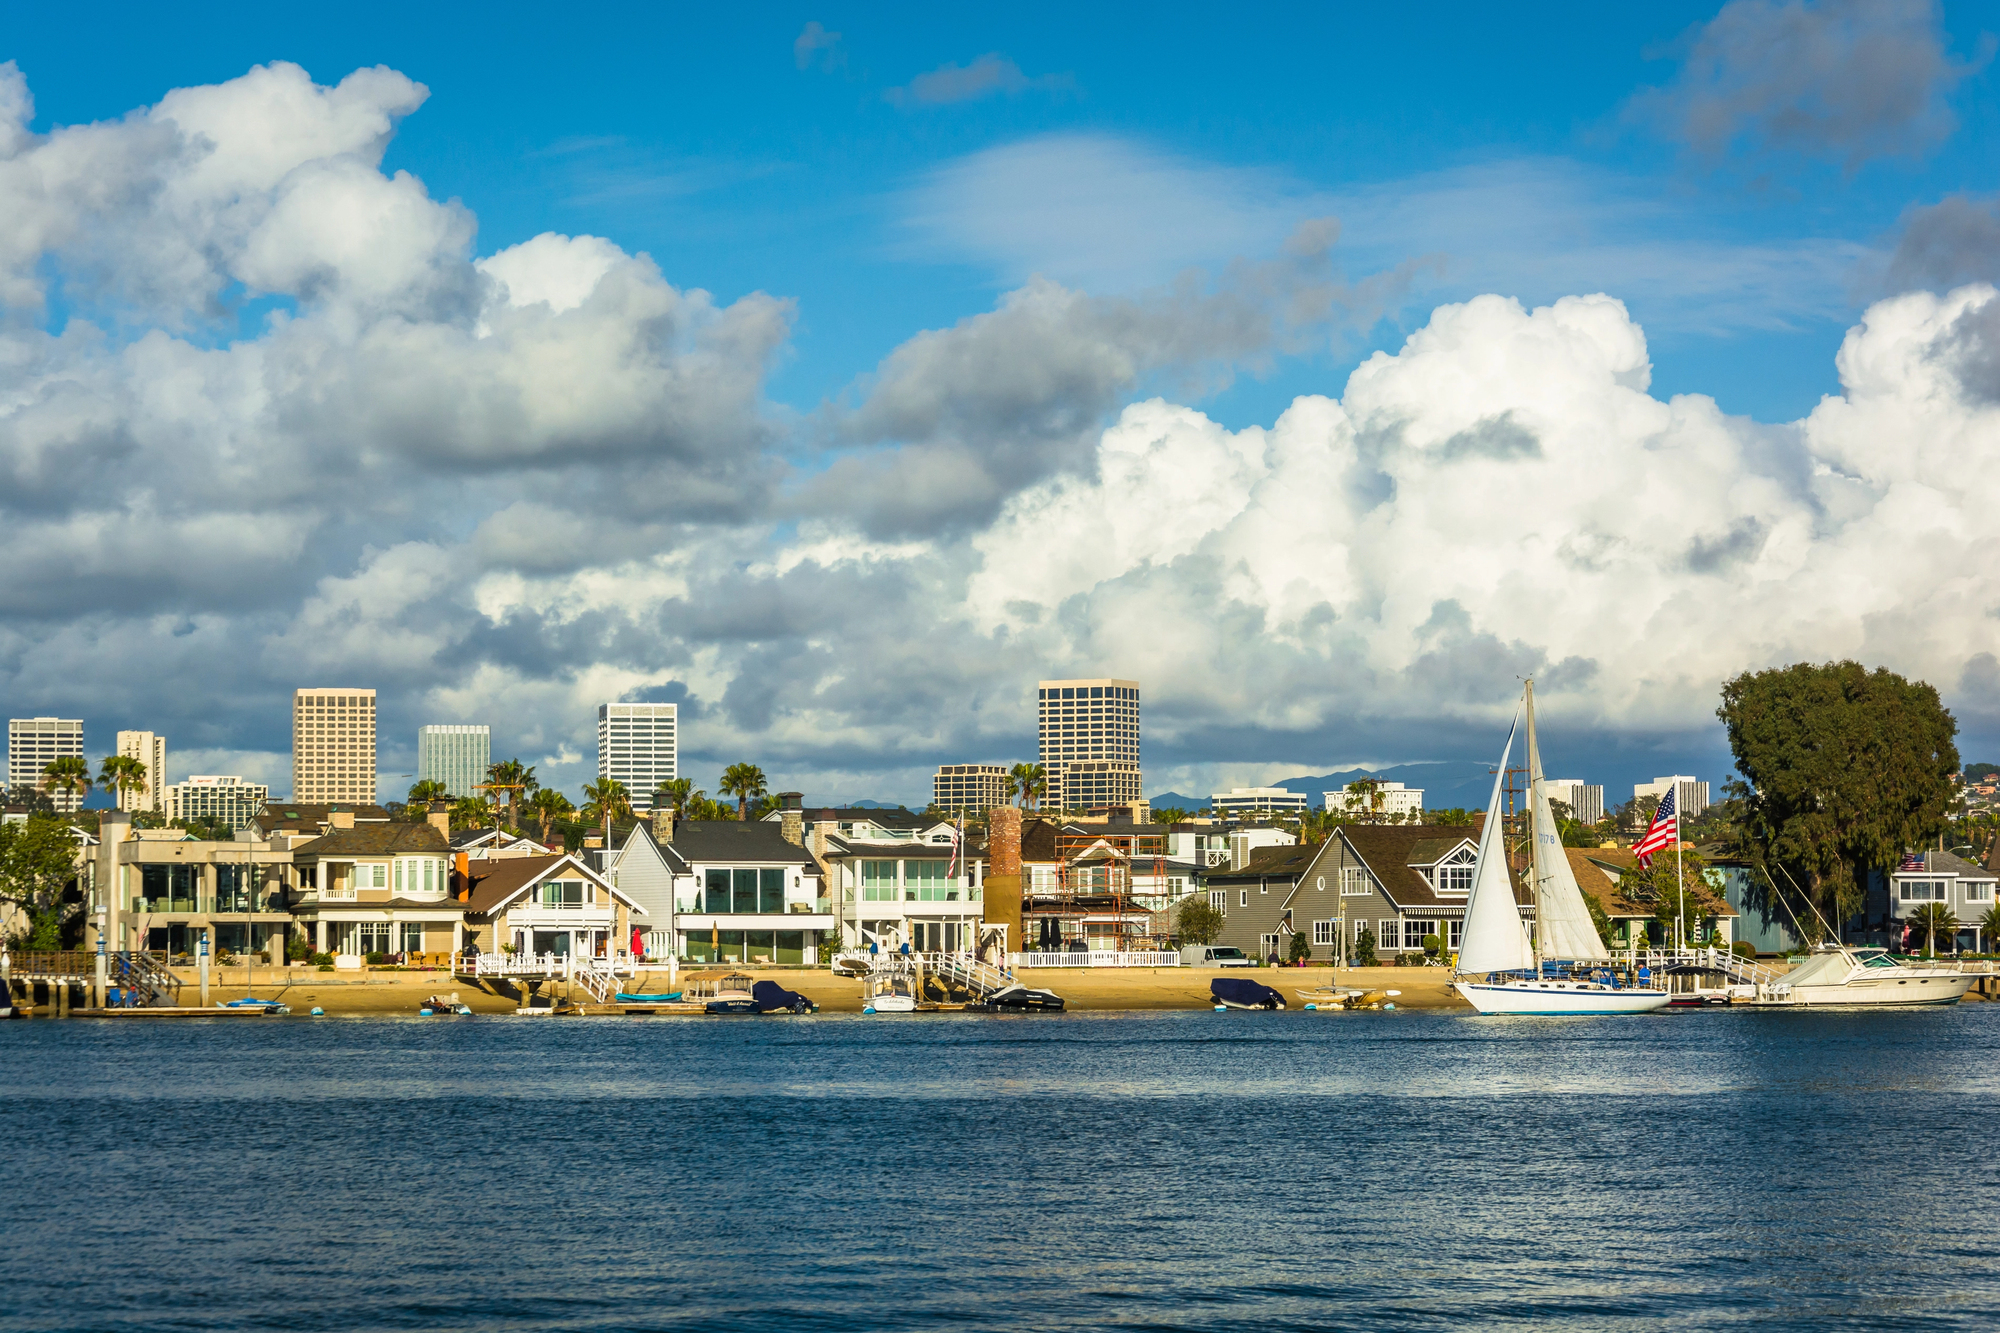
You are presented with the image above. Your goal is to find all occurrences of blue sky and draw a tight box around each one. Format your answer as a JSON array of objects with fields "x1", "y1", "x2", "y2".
[{"x1": 2, "y1": 1, "x2": 1998, "y2": 808}]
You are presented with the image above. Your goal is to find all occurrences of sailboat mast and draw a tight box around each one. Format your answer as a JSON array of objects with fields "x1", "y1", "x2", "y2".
[{"x1": 1525, "y1": 679, "x2": 1542, "y2": 972}]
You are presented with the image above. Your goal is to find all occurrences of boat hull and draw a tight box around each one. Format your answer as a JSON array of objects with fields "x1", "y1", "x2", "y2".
[
  {"x1": 864, "y1": 995, "x2": 917, "y2": 1013},
  {"x1": 1771, "y1": 976, "x2": 1972, "y2": 1007},
  {"x1": 1455, "y1": 980, "x2": 1672, "y2": 1015}
]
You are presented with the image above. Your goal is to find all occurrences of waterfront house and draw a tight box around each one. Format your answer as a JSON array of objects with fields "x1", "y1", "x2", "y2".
[
  {"x1": 91, "y1": 814, "x2": 293, "y2": 960},
  {"x1": 1877, "y1": 849, "x2": 1995, "y2": 952},
  {"x1": 600, "y1": 821, "x2": 678, "y2": 960},
  {"x1": 246, "y1": 801, "x2": 391, "y2": 851},
  {"x1": 1570, "y1": 848, "x2": 1737, "y2": 951},
  {"x1": 1205, "y1": 841, "x2": 1335, "y2": 961},
  {"x1": 665, "y1": 818, "x2": 831, "y2": 964},
  {"x1": 460, "y1": 852, "x2": 643, "y2": 959},
  {"x1": 291, "y1": 815, "x2": 463, "y2": 960}
]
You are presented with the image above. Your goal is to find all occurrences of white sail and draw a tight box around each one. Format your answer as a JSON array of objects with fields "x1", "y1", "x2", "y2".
[
  {"x1": 1525, "y1": 681, "x2": 1611, "y2": 963},
  {"x1": 1456, "y1": 713, "x2": 1534, "y2": 975}
]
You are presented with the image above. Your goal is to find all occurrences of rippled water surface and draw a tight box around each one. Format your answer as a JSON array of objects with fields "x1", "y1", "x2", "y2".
[{"x1": 5, "y1": 1005, "x2": 1998, "y2": 1331}]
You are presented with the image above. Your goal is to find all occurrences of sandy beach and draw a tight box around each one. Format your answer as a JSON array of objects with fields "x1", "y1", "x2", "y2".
[{"x1": 93, "y1": 962, "x2": 1468, "y2": 1015}]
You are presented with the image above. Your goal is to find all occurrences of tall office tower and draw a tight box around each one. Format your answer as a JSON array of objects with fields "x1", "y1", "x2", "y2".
[
  {"x1": 934, "y1": 764, "x2": 1011, "y2": 814},
  {"x1": 115, "y1": 730, "x2": 167, "y2": 811},
  {"x1": 1543, "y1": 779, "x2": 1604, "y2": 826},
  {"x1": 1037, "y1": 678, "x2": 1142, "y2": 811},
  {"x1": 598, "y1": 703, "x2": 677, "y2": 811},
  {"x1": 7, "y1": 717, "x2": 85, "y2": 811},
  {"x1": 292, "y1": 689, "x2": 378, "y2": 803},
  {"x1": 418, "y1": 724, "x2": 491, "y2": 798}
]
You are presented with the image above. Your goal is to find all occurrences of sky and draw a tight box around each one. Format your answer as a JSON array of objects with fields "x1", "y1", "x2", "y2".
[{"x1": 2, "y1": 0, "x2": 1999, "y2": 810}]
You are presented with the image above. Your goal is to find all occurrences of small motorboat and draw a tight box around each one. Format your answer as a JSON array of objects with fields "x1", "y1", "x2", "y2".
[
  {"x1": 218, "y1": 998, "x2": 291, "y2": 1015},
  {"x1": 1211, "y1": 978, "x2": 1286, "y2": 1010},
  {"x1": 829, "y1": 952, "x2": 873, "y2": 978},
  {"x1": 752, "y1": 980, "x2": 817, "y2": 1014},
  {"x1": 693, "y1": 972, "x2": 760, "y2": 1014},
  {"x1": 984, "y1": 983, "x2": 1066, "y2": 1012},
  {"x1": 863, "y1": 973, "x2": 918, "y2": 1013},
  {"x1": 418, "y1": 993, "x2": 473, "y2": 1015},
  {"x1": 615, "y1": 991, "x2": 683, "y2": 1003}
]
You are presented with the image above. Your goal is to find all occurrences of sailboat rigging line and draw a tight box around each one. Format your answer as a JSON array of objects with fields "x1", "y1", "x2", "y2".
[{"x1": 1774, "y1": 860, "x2": 1841, "y2": 943}]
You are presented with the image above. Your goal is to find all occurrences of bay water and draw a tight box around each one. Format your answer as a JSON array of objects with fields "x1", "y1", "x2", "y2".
[{"x1": 4, "y1": 1005, "x2": 1997, "y2": 1330}]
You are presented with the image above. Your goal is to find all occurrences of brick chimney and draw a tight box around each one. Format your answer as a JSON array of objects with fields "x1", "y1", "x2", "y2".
[
  {"x1": 428, "y1": 809, "x2": 451, "y2": 841},
  {"x1": 778, "y1": 791, "x2": 804, "y2": 846},
  {"x1": 988, "y1": 806, "x2": 1021, "y2": 878},
  {"x1": 329, "y1": 810, "x2": 355, "y2": 830},
  {"x1": 984, "y1": 806, "x2": 1023, "y2": 959},
  {"x1": 651, "y1": 806, "x2": 675, "y2": 844}
]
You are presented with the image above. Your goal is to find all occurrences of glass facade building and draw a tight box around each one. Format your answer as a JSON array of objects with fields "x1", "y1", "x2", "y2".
[{"x1": 418, "y1": 724, "x2": 491, "y2": 798}]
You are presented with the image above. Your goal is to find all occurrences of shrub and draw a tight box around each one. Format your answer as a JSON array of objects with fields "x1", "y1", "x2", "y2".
[
  {"x1": 1731, "y1": 939, "x2": 1756, "y2": 959},
  {"x1": 1286, "y1": 932, "x2": 1312, "y2": 965},
  {"x1": 1422, "y1": 933, "x2": 1443, "y2": 959},
  {"x1": 1355, "y1": 926, "x2": 1377, "y2": 967},
  {"x1": 309, "y1": 951, "x2": 334, "y2": 967},
  {"x1": 285, "y1": 936, "x2": 312, "y2": 962},
  {"x1": 364, "y1": 951, "x2": 385, "y2": 965}
]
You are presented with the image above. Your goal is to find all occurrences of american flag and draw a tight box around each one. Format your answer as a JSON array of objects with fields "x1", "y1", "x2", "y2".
[
  {"x1": 1899, "y1": 850, "x2": 1927, "y2": 873},
  {"x1": 947, "y1": 815, "x2": 966, "y2": 879},
  {"x1": 1633, "y1": 785, "x2": 1677, "y2": 868}
]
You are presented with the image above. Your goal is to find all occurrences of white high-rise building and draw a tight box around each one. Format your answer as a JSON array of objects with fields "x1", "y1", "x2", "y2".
[
  {"x1": 165, "y1": 776, "x2": 269, "y2": 830},
  {"x1": 598, "y1": 703, "x2": 678, "y2": 810},
  {"x1": 292, "y1": 689, "x2": 377, "y2": 803},
  {"x1": 8, "y1": 717, "x2": 85, "y2": 812},
  {"x1": 116, "y1": 730, "x2": 167, "y2": 812},
  {"x1": 1543, "y1": 779, "x2": 1604, "y2": 826},
  {"x1": 1634, "y1": 775, "x2": 1709, "y2": 820},
  {"x1": 1037, "y1": 678, "x2": 1141, "y2": 811},
  {"x1": 418, "y1": 724, "x2": 490, "y2": 798},
  {"x1": 1212, "y1": 787, "x2": 1309, "y2": 817}
]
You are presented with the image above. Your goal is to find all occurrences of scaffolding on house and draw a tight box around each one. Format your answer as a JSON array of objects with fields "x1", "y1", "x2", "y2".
[{"x1": 1024, "y1": 828, "x2": 1176, "y2": 953}]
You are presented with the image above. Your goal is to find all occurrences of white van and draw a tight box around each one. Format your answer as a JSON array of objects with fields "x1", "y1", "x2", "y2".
[{"x1": 1180, "y1": 945, "x2": 1252, "y2": 967}]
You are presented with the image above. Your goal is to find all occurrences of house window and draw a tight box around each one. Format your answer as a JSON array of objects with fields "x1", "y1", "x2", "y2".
[
  {"x1": 1259, "y1": 881, "x2": 1268, "y2": 894},
  {"x1": 1448, "y1": 919, "x2": 1464, "y2": 950},
  {"x1": 760, "y1": 867, "x2": 784, "y2": 913},
  {"x1": 704, "y1": 868, "x2": 730, "y2": 913},
  {"x1": 1239, "y1": 890, "x2": 1249, "y2": 908},
  {"x1": 1341, "y1": 867, "x2": 1372, "y2": 896},
  {"x1": 1355, "y1": 920, "x2": 1370, "y2": 944},
  {"x1": 1259, "y1": 933, "x2": 1279, "y2": 960},
  {"x1": 733, "y1": 868, "x2": 759, "y2": 913},
  {"x1": 1312, "y1": 919, "x2": 1336, "y2": 946},
  {"x1": 1380, "y1": 920, "x2": 1400, "y2": 949},
  {"x1": 540, "y1": 880, "x2": 586, "y2": 907},
  {"x1": 394, "y1": 859, "x2": 404, "y2": 892},
  {"x1": 1899, "y1": 880, "x2": 1946, "y2": 902},
  {"x1": 862, "y1": 860, "x2": 899, "y2": 902},
  {"x1": 1434, "y1": 852, "x2": 1474, "y2": 895},
  {"x1": 1964, "y1": 882, "x2": 1993, "y2": 903},
  {"x1": 1210, "y1": 889, "x2": 1226, "y2": 915}
]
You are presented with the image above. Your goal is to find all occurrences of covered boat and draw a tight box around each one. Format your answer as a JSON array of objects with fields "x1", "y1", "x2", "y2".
[
  {"x1": 1211, "y1": 978, "x2": 1286, "y2": 1010},
  {"x1": 752, "y1": 980, "x2": 817, "y2": 1013}
]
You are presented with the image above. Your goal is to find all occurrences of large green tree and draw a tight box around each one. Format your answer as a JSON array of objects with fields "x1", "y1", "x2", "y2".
[
  {"x1": 1174, "y1": 897, "x2": 1224, "y2": 946},
  {"x1": 0, "y1": 814, "x2": 83, "y2": 948},
  {"x1": 1720, "y1": 661, "x2": 1959, "y2": 939}
]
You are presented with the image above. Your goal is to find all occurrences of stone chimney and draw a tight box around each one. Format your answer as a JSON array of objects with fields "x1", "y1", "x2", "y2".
[
  {"x1": 428, "y1": 809, "x2": 451, "y2": 841},
  {"x1": 95, "y1": 810, "x2": 132, "y2": 951},
  {"x1": 777, "y1": 791, "x2": 804, "y2": 846},
  {"x1": 651, "y1": 806, "x2": 675, "y2": 844},
  {"x1": 329, "y1": 810, "x2": 356, "y2": 830}
]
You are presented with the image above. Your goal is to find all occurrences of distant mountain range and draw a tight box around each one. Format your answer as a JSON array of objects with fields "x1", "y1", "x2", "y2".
[{"x1": 1151, "y1": 761, "x2": 1504, "y2": 814}]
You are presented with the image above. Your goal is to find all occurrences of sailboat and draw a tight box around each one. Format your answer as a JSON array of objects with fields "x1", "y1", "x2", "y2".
[{"x1": 1452, "y1": 680, "x2": 1671, "y2": 1015}]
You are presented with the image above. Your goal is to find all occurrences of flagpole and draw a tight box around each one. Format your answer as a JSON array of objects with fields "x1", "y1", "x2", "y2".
[{"x1": 1675, "y1": 786, "x2": 1685, "y2": 955}]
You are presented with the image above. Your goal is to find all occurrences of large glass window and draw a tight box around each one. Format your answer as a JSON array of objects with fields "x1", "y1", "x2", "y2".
[
  {"x1": 906, "y1": 860, "x2": 956, "y2": 901},
  {"x1": 862, "y1": 860, "x2": 899, "y2": 902},
  {"x1": 1900, "y1": 880, "x2": 1946, "y2": 902},
  {"x1": 760, "y1": 868, "x2": 784, "y2": 913},
  {"x1": 733, "y1": 868, "x2": 758, "y2": 913},
  {"x1": 540, "y1": 880, "x2": 586, "y2": 906},
  {"x1": 705, "y1": 868, "x2": 730, "y2": 912}
]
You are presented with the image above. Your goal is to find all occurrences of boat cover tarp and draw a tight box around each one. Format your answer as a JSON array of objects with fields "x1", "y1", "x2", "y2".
[
  {"x1": 752, "y1": 980, "x2": 812, "y2": 1012},
  {"x1": 615, "y1": 992, "x2": 682, "y2": 1003},
  {"x1": 1211, "y1": 978, "x2": 1285, "y2": 1008}
]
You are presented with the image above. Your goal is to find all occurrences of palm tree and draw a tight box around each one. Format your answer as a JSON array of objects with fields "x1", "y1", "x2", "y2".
[
  {"x1": 653, "y1": 777, "x2": 694, "y2": 817},
  {"x1": 719, "y1": 763, "x2": 768, "y2": 821},
  {"x1": 1151, "y1": 805, "x2": 1190, "y2": 827},
  {"x1": 1909, "y1": 902, "x2": 1959, "y2": 957},
  {"x1": 448, "y1": 796, "x2": 498, "y2": 832},
  {"x1": 1013, "y1": 762, "x2": 1046, "y2": 812},
  {"x1": 1982, "y1": 903, "x2": 2000, "y2": 955},
  {"x1": 581, "y1": 778, "x2": 631, "y2": 840},
  {"x1": 41, "y1": 755, "x2": 90, "y2": 812},
  {"x1": 528, "y1": 788, "x2": 575, "y2": 847},
  {"x1": 407, "y1": 778, "x2": 450, "y2": 808},
  {"x1": 97, "y1": 753, "x2": 148, "y2": 811},
  {"x1": 483, "y1": 758, "x2": 536, "y2": 831}
]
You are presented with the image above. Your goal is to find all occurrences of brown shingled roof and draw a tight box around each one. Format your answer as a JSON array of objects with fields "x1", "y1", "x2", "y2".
[
  {"x1": 1339, "y1": 823, "x2": 1506, "y2": 908},
  {"x1": 462, "y1": 853, "x2": 642, "y2": 916},
  {"x1": 294, "y1": 823, "x2": 450, "y2": 858}
]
